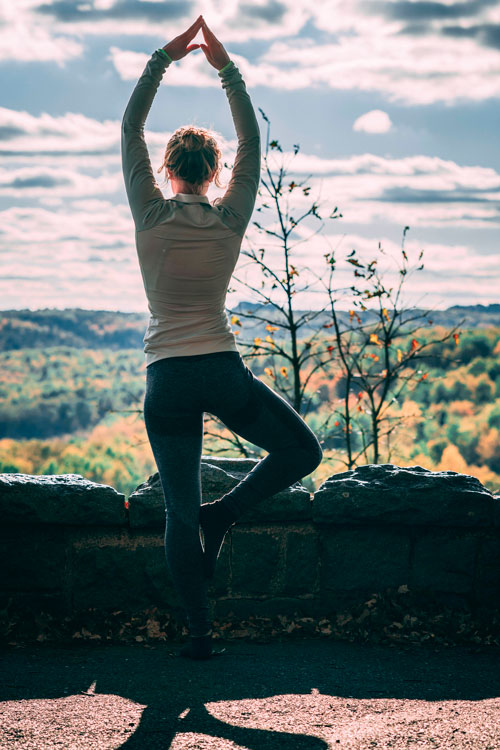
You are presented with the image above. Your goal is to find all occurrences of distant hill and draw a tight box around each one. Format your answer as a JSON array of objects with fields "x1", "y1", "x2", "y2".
[{"x1": 0, "y1": 303, "x2": 499, "y2": 351}]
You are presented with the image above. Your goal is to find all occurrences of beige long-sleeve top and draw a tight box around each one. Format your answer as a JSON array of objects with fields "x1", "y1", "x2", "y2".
[{"x1": 121, "y1": 50, "x2": 261, "y2": 365}]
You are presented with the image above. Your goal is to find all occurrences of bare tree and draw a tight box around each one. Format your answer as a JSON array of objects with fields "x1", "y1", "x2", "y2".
[{"x1": 316, "y1": 227, "x2": 464, "y2": 466}]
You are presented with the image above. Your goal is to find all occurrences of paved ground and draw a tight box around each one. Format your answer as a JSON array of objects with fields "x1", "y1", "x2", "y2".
[{"x1": 1, "y1": 639, "x2": 499, "y2": 749}]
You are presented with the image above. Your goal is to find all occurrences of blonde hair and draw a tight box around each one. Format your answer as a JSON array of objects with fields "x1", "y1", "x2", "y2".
[{"x1": 157, "y1": 125, "x2": 224, "y2": 195}]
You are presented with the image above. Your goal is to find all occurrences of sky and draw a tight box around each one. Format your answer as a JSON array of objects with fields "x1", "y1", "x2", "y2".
[{"x1": 1, "y1": 0, "x2": 499, "y2": 313}]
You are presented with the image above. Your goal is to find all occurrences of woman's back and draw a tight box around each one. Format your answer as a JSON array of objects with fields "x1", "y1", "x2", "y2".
[{"x1": 137, "y1": 191, "x2": 246, "y2": 363}]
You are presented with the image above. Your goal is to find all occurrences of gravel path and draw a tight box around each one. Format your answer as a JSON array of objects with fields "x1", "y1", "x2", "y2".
[{"x1": 1, "y1": 639, "x2": 499, "y2": 749}]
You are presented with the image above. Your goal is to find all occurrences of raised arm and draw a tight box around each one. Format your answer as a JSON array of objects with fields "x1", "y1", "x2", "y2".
[
  {"x1": 199, "y1": 19, "x2": 261, "y2": 236},
  {"x1": 217, "y1": 62, "x2": 261, "y2": 234},
  {"x1": 121, "y1": 51, "x2": 171, "y2": 230},
  {"x1": 121, "y1": 15, "x2": 203, "y2": 231}
]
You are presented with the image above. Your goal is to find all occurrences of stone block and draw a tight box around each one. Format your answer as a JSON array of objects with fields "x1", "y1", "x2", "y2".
[
  {"x1": 319, "y1": 527, "x2": 411, "y2": 592},
  {"x1": 0, "y1": 473, "x2": 126, "y2": 526},
  {"x1": 0, "y1": 526, "x2": 67, "y2": 593},
  {"x1": 411, "y1": 529, "x2": 478, "y2": 594},
  {"x1": 313, "y1": 464, "x2": 495, "y2": 527},
  {"x1": 200, "y1": 457, "x2": 260, "y2": 499},
  {"x1": 230, "y1": 527, "x2": 283, "y2": 596},
  {"x1": 70, "y1": 532, "x2": 181, "y2": 611},
  {"x1": 127, "y1": 473, "x2": 165, "y2": 529},
  {"x1": 475, "y1": 537, "x2": 500, "y2": 604},
  {"x1": 213, "y1": 596, "x2": 321, "y2": 621},
  {"x1": 0, "y1": 591, "x2": 70, "y2": 618},
  {"x1": 237, "y1": 486, "x2": 312, "y2": 524},
  {"x1": 283, "y1": 527, "x2": 320, "y2": 597},
  {"x1": 320, "y1": 588, "x2": 379, "y2": 614}
]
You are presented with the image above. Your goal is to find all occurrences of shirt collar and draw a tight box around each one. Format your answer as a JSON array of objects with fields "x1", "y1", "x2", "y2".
[{"x1": 172, "y1": 192, "x2": 210, "y2": 204}]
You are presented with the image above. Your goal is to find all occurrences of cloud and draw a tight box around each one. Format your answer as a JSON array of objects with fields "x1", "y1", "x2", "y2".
[
  {"x1": 3, "y1": 2, "x2": 500, "y2": 105},
  {"x1": 1, "y1": 202, "x2": 498, "y2": 312},
  {"x1": 372, "y1": 0, "x2": 498, "y2": 23},
  {"x1": 3, "y1": 102, "x2": 499, "y2": 227},
  {"x1": 375, "y1": 186, "x2": 499, "y2": 203},
  {"x1": 36, "y1": 0, "x2": 190, "y2": 23},
  {"x1": 8, "y1": 174, "x2": 70, "y2": 190},
  {"x1": 353, "y1": 110, "x2": 393, "y2": 134},
  {"x1": 441, "y1": 22, "x2": 500, "y2": 50},
  {"x1": 28, "y1": 0, "x2": 309, "y2": 43},
  {"x1": 0, "y1": 107, "x2": 119, "y2": 156},
  {"x1": 257, "y1": 149, "x2": 500, "y2": 227},
  {"x1": 0, "y1": 166, "x2": 121, "y2": 197},
  {"x1": 259, "y1": 33, "x2": 500, "y2": 104},
  {"x1": 0, "y1": 0, "x2": 82, "y2": 63},
  {"x1": 1, "y1": 101, "x2": 499, "y2": 315},
  {"x1": 38, "y1": 0, "x2": 288, "y2": 28},
  {"x1": 239, "y1": 0, "x2": 288, "y2": 24},
  {"x1": 109, "y1": 46, "x2": 288, "y2": 90},
  {"x1": 368, "y1": 0, "x2": 500, "y2": 52},
  {"x1": 237, "y1": 223, "x2": 500, "y2": 311},
  {"x1": 110, "y1": 35, "x2": 500, "y2": 105},
  {"x1": 109, "y1": 47, "x2": 218, "y2": 88}
]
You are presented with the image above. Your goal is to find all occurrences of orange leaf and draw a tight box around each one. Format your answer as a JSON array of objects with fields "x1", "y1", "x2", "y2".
[{"x1": 410, "y1": 338, "x2": 419, "y2": 350}]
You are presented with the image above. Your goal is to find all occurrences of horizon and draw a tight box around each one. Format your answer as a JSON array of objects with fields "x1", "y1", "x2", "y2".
[{"x1": 2, "y1": 301, "x2": 500, "y2": 316}]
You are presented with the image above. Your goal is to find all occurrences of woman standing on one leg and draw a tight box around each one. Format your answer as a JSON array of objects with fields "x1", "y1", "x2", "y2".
[{"x1": 121, "y1": 15, "x2": 323, "y2": 660}]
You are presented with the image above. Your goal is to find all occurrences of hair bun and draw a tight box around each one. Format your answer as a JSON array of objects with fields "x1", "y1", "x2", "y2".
[
  {"x1": 182, "y1": 132, "x2": 203, "y2": 152},
  {"x1": 157, "y1": 124, "x2": 225, "y2": 192}
]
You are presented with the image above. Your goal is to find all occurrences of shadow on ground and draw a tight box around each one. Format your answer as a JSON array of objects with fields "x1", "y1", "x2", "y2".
[{"x1": 1, "y1": 639, "x2": 499, "y2": 748}]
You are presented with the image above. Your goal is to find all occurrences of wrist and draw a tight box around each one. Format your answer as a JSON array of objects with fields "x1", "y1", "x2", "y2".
[
  {"x1": 157, "y1": 48, "x2": 173, "y2": 64},
  {"x1": 218, "y1": 59, "x2": 234, "y2": 73}
]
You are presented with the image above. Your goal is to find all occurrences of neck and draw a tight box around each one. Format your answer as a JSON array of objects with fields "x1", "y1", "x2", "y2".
[{"x1": 172, "y1": 181, "x2": 207, "y2": 196}]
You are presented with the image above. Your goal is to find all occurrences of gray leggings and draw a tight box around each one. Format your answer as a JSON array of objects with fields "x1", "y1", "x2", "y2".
[{"x1": 143, "y1": 350, "x2": 323, "y2": 636}]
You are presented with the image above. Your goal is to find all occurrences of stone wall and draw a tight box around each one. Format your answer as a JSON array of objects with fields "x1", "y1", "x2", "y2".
[{"x1": 1, "y1": 460, "x2": 499, "y2": 637}]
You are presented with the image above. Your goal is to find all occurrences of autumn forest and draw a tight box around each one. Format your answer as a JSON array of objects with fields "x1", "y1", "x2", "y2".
[{"x1": 1, "y1": 307, "x2": 499, "y2": 499}]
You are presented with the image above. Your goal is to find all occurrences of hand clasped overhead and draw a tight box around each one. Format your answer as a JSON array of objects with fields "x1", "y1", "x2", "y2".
[{"x1": 162, "y1": 15, "x2": 231, "y2": 71}]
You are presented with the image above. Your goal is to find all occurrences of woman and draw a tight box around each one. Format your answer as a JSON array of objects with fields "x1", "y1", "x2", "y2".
[{"x1": 121, "y1": 15, "x2": 323, "y2": 660}]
